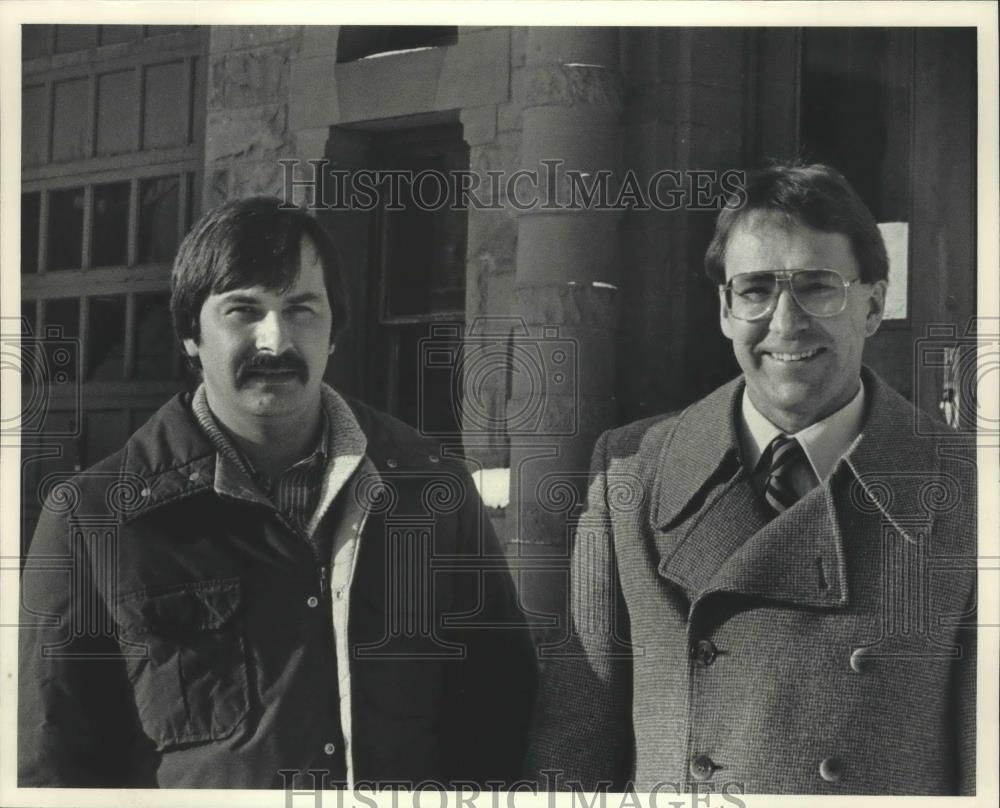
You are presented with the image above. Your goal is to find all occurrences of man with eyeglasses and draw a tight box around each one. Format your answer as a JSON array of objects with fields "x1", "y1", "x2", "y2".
[{"x1": 527, "y1": 163, "x2": 976, "y2": 795}]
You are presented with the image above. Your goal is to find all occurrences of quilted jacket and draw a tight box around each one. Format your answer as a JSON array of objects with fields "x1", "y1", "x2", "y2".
[{"x1": 19, "y1": 392, "x2": 536, "y2": 788}]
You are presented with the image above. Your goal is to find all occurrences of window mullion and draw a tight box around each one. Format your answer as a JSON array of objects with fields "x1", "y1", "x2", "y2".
[
  {"x1": 81, "y1": 185, "x2": 94, "y2": 270},
  {"x1": 127, "y1": 177, "x2": 140, "y2": 267},
  {"x1": 177, "y1": 171, "x2": 190, "y2": 249},
  {"x1": 124, "y1": 292, "x2": 136, "y2": 379},
  {"x1": 38, "y1": 191, "x2": 50, "y2": 274},
  {"x1": 85, "y1": 72, "x2": 97, "y2": 159},
  {"x1": 79, "y1": 296, "x2": 90, "y2": 381},
  {"x1": 43, "y1": 80, "x2": 54, "y2": 164}
]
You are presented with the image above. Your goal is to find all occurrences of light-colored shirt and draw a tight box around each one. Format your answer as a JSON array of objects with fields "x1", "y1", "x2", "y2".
[
  {"x1": 191, "y1": 382, "x2": 370, "y2": 785},
  {"x1": 738, "y1": 380, "x2": 867, "y2": 498}
]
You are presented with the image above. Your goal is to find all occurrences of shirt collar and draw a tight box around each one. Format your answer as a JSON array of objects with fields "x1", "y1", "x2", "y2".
[{"x1": 739, "y1": 380, "x2": 867, "y2": 482}]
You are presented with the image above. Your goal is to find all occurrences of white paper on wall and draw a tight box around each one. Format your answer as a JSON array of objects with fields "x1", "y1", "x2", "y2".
[{"x1": 878, "y1": 221, "x2": 909, "y2": 320}]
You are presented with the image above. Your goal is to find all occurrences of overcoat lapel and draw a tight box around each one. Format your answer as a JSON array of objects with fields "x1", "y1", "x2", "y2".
[
  {"x1": 700, "y1": 480, "x2": 850, "y2": 610},
  {"x1": 648, "y1": 378, "x2": 744, "y2": 535},
  {"x1": 650, "y1": 368, "x2": 936, "y2": 611}
]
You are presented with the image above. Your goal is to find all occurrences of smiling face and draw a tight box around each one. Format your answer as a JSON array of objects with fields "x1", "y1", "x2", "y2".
[
  {"x1": 720, "y1": 211, "x2": 887, "y2": 433},
  {"x1": 183, "y1": 234, "x2": 334, "y2": 434}
]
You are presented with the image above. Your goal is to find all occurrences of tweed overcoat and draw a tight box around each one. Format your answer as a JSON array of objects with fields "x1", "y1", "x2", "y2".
[
  {"x1": 19, "y1": 393, "x2": 536, "y2": 788},
  {"x1": 527, "y1": 368, "x2": 976, "y2": 795}
]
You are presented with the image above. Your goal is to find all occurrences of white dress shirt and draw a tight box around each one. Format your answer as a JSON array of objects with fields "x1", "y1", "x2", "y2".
[{"x1": 738, "y1": 380, "x2": 867, "y2": 498}]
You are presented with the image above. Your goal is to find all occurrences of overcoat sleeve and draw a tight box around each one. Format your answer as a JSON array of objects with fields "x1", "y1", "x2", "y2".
[
  {"x1": 524, "y1": 430, "x2": 634, "y2": 790},
  {"x1": 18, "y1": 497, "x2": 143, "y2": 786},
  {"x1": 956, "y1": 584, "x2": 976, "y2": 796}
]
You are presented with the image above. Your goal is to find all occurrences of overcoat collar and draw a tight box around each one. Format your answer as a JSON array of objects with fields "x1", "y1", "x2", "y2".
[
  {"x1": 649, "y1": 368, "x2": 946, "y2": 610},
  {"x1": 649, "y1": 367, "x2": 942, "y2": 536},
  {"x1": 648, "y1": 376, "x2": 744, "y2": 534},
  {"x1": 838, "y1": 369, "x2": 947, "y2": 539}
]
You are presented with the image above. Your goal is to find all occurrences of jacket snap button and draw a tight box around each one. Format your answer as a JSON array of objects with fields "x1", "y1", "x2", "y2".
[
  {"x1": 428, "y1": 455, "x2": 440, "y2": 463},
  {"x1": 188, "y1": 471, "x2": 200, "y2": 482},
  {"x1": 306, "y1": 596, "x2": 319, "y2": 608},
  {"x1": 691, "y1": 639, "x2": 717, "y2": 667},
  {"x1": 819, "y1": 757, "x2": 842, "y2": 782},
  {"x1": 386, "y1": 458, "x2": 398, "y2": 469},
  {"x1": 849, "y1": 647, "x2": 869, "y2": 674},
  {"x1": 323, "y1": 742, "x2": 336, "y2": 755},
  {"x1": 139, "y1": 488, "x2": 150, "y2": 498},
  {"x1": 689, "y1": 755, "x2": 716, "y2": 781}
]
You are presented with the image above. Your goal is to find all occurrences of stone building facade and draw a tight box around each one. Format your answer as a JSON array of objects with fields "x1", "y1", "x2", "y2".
[{"x1": 19, "y1": 24, "x2": 977, "y2": 638}]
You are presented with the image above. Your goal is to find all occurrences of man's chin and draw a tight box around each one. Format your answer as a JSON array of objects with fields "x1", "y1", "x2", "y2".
[
  {"x1": 747, "y1": 379, "x2": 824, "y2": 429},
  {"x1": 239, "y1": 384, "x2": 311, "y2": 416}
]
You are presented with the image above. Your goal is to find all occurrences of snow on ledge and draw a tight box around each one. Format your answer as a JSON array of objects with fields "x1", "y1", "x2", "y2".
[{"x1": 471, "y1": 467, "x2": 510, "y2": 510}]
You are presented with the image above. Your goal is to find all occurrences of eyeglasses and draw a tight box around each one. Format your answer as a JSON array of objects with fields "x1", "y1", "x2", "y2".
[{"x1": 721, "y1": 268, "x2": 863, "y2": 321}]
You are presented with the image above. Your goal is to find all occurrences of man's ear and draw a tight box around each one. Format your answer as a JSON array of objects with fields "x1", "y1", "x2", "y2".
[
  {"x1": 864, "y1": 280, "x2": 888, "y2": 337},
  {"x1": 183, "y1": 337, "x2": 199, "y2": 360},
  {"x1": 719, "y1": 287, "x2": 734, "y2": 339}
]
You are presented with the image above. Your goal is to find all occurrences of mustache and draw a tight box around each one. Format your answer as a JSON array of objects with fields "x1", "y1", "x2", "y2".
[{"x1": 235, "y1": 351, "x2": 309, "y2": 386}]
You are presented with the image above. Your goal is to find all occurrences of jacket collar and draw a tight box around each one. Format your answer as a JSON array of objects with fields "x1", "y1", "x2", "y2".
[
  {"x1": 116, "y1": 390, "x2": 443, "y2": 524},
  {"x1": 117, "y1": 393, "x2": 219, "y2": 523}
]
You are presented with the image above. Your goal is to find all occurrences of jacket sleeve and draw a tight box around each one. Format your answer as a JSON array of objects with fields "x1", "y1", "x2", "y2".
[
  {"x1": 441, "y1": 470, "x2": 538, "y2": 788},
  {"x1": 18, "y1": 496, "x2": 141, "y2": 787},
  {"x1": 524, "y1": 430, "x2": 634, "y2": 790}
]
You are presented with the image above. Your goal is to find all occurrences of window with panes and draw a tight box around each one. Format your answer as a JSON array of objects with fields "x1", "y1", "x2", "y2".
[{"x1": 20, "y1": 24, "x2": 207, "y2": 542}]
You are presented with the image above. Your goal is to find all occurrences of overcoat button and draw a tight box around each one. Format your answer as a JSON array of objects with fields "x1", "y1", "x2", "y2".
[
  {"x1": 188, "y1": 471, "x2": 200, "y2": 482},
  {"x1": 428, "y1": 455, "x2": 440, "y2": 463},
  {"x1": 819, "y1": 757, "x2": 842, "y2": 782},
  {"x1": 849, "y1": 647, "x2": 869, "y2": 674},
  {"x1": 691, "y1": 639, "x2": 717, "y2": 666},
  {"x1": 386, "y1": 458, "x2": 398, "y2": 469},
  {"x1": 689, "y1": 755, "x2": 716, "y2": 781},
  {"x1": 139, "y1": 488, "x2": 150, "y2": 498},
  {"x1": 306, "y1": 596, "x2": 319, "y2": 608},
  {"x1": 323, "y1": 742, "x2": 336, "y2": 755}
]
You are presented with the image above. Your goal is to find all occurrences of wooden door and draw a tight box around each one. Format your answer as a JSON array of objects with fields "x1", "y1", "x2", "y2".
[{"x1": 797, "y1": 28, "x2": 976, "y2": 424}]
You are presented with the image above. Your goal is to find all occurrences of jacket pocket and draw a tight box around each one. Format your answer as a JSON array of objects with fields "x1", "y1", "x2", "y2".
[{"x1": 114, "y1": 578, "x2": 249, "y2": 750}]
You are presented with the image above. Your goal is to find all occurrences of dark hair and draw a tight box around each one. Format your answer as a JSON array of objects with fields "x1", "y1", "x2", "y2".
[
  {"x1": 171, "y1": 196, "x2": 349, "y2": 346},
  {"x1": 704, "y1": 162, "x2": 888, "y2": 285}
]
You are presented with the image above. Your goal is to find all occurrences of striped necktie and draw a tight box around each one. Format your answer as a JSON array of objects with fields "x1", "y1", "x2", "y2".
[{"x1": 763, "y1": 434, "x2": 805, "y2": 515}]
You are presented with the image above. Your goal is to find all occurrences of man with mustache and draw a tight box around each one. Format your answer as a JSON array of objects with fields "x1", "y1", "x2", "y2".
[
  {"x1": 527, "y1": 163, "x2": 976, "y2": 794},
  {"x1": 19, "y1": 197, "x2": 536, "y2": 789}
]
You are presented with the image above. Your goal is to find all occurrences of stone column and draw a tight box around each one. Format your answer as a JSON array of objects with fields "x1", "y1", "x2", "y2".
[
  {"x1": 507, "y1": 28, "x2": 623, "y2": 647},
  {"x1": 203, "y1": 26, "x2": 304, "y2": 207}
]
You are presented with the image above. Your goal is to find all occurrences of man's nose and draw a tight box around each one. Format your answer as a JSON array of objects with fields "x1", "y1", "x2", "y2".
[
  {"x1": 768, "y1": 287, "x2": 809, "y2": 335},
  {"x1": 253, "y1": 310, "x2": 292, "y2": 354}
]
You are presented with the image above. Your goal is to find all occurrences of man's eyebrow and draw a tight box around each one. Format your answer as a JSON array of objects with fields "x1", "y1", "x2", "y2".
[
  {"x1": 286, "y1": 292, "x2": 324, "y2": 304},
  {"x1": 217, "y1": 292, "x2": 261, "y2": 304},
  {"x1": 216, "y1": 290, "x2": 323, "y2": 304}
]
